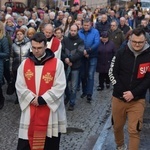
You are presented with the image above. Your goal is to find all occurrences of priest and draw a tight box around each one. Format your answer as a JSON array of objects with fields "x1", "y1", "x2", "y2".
[{"x1": 16, "y1": 32, "x2": 67, "y2": 150}]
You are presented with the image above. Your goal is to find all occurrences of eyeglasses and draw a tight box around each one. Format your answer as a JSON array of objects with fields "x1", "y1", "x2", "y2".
[{"x1": 130, "y1": 40, "x2": 146, "y2": 45}]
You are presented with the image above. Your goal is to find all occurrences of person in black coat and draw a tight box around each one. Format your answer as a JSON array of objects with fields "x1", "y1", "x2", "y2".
[
  {"x1": 134, "y1": 11, "x2": 144, "y2": 28},
  {"x1": 61, "y1": 24, "x2": 84, "y2": 110},
  {"x1": 118, "y1": 17, "x2": 131, "y2": 36},
  {"x1": 96, "y1": 31, "x2": 115, "y2": 91},
  {"x1": 95, "y1": 14, "x2": 110, "y2": 35},
  {"x1": 109, "y1": 28, "x2": 150, "y2": 150}
]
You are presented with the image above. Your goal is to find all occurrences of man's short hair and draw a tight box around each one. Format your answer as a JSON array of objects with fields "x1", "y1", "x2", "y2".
[
  {"x1": 131, "y1": 28, "x2": 146, "y2": 37},
  {"x1": 83, "y1": 18, "x2": 91, "y2": 24},
  {"x1": 141, "y1": 18, "x2": 148, "y2": 23},
  {"x1": 75, "y1": 20, "x2": 83, "y2": 25},
  {"x1": 111, "y1": 20, "x2": 118, "y2": 26},
  {"x1": 54, "y1": 27, "x2": 63, "y2": 33},
  {"x1": 44, "y1": 23, "x2": 54, "y2": 32},
  {"x1": 69, "y1": 24, "x2": 79, "y2": 31},
  {"x1": 31, "y1": 32, "x2": 47, "y2": 45}
]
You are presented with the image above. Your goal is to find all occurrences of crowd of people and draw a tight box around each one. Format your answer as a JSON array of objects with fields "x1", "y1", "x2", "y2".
[{"x1": 0, "y1": 1, "x2": 150, "y2": 150}]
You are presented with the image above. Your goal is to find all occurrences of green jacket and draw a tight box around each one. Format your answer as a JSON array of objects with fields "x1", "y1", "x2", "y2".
[{"x1": 108, "y1": 28, "x2": 125, "y2": 52}]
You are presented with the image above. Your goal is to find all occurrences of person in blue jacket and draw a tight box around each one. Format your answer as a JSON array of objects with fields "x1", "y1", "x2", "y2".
[{"x1": 78, "y1": 18, "x2": 100, "y2": 103}]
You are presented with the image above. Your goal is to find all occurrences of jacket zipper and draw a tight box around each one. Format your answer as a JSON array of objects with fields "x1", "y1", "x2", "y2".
[
  {"x1": 19, "y1": 45, "x2": 21, "y2": 64},
  {"x1": 129, "y1": 56, "x2": 137, "y2": 87}
]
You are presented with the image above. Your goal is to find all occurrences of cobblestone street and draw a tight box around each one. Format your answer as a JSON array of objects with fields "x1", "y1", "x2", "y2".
[
  {"x1": 0, "y1": 74, "x2": 112, "y2": 150},
  {"x1": 1, "y1": 74, "x2": 150, "y2": 150}
]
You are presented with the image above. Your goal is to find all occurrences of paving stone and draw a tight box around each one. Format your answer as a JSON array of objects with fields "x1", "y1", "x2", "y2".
[{"x1": 1, "y1": 73, "x2": 149, "y2": 150}]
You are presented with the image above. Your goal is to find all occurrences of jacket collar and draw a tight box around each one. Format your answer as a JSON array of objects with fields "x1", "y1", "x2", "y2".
[
  {"x1": 80, "y1": 27, "x2": 92, "y2": 33},
  {"x1": 28, "y1": 49, "x2": 55, "y2": 65}
]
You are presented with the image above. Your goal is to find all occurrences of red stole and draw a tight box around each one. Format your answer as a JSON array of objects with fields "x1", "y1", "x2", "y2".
[
  {"x1": 50, "y1": 37, "x2": 60, "y2": 53},
  {"x1": 24, "y1": 58, "x2": 57, "y2": 150}
]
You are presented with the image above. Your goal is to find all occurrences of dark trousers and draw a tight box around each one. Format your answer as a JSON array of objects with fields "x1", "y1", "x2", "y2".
[
  {"x1": 0, "y1": 85, "x2": 4, "y2": 104},
  {"x1": 17, "y1": 133, "x2": 61, "y2": 150},
  {"x1": 80, "y1": 57, "x2": 97, "y2": 95},
  {"x1": 3, "y1": 60, "x2": 11, "y2": 84},
  {"x1": 98, "y1": 73, "x2": 110, "y2": 88}
]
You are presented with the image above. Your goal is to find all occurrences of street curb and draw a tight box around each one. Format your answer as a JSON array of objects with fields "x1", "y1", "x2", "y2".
[{"x1": 92, "y1": 114, "x2": 112, "y2": 150}]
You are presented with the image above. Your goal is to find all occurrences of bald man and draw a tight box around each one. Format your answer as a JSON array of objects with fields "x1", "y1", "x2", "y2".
[
  {"x1": 43, "y1": 24, "x2": 62, "y2": 59},
  {"x1": 118, "y1": 17, "x2": 130, "y2": 36},
  {"x1": 95, "y1": 14, "x2": 110, "y2": 35}
]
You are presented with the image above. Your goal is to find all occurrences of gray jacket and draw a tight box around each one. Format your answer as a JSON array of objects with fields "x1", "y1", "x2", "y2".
[{"x1": 11, "y1": 37, "x2": 31, "y2": 72}]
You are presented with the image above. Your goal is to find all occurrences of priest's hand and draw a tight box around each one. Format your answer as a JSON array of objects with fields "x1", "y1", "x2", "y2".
[{"x1": 31, "y1": 97, "x2": 39, "y2": 106}]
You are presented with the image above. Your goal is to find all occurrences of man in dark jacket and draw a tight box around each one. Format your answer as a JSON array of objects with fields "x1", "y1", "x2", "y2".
[
  {"x1": 95, "y1": 14, "x2": 110, "y2": 35},
  {"x1": 134, "y1": 11, "x2": 144, "y2": 28},
  {"x1": 54, "y1": 11, "x2": 64, "y2": 28},
  {"x1": 108, "y1": 10, "x2": 117, "y2": 23},
  {"x1": 109, "y1": 28, "x2": 150, "y2": 150},
  {"x1": 118, "y1": 17, "x2": 130, "y2": 36},
  {"x1": 61, "y1": 24, "x2": 84, "y2": 110},
  {"x1": 108, "y1": 20, "x2": 125, "y2": 51}
]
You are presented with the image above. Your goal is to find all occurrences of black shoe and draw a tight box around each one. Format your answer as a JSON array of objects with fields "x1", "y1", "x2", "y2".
[
  {"x1": 106, "y1": 84, "x2": 110, "y2": 89},
  {"x1": 87, "y1": 99, "x2": 91, "y2": 103},
  {"x1": 87, "y1": 94, "x2": 92, "y2": 103},
  {"x1": 0, "y1": 98, "x2": 5, "y2": 109},
  {"x1": 68, "y1": 105, "x2": 74, "y2": 111},
  {"x1": 97, "y1": 86, "x2": 104, "y2": 91},
  {"x1": 81, "y1": 93, "x2": 87, "y2": 98},
  {"x1": 14, "y1": 98, "x2": 19, "y2": 104},
  {"x1": 0, "y1": 103, "x2": 4, "y2": 109},
  {"x1": 64, "y1": 98, "x2": 69, "y2": 105},
  {"x1": 0, "y1": 102, "x2": 4, "y2": 109}
]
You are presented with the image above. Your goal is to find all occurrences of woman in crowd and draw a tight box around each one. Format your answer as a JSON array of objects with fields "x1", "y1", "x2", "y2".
[
  {"x1": 26, "y1": 27, "x2": 36, "y2": 40},
  {"x1": 91, "y1": 8, "x2": 99, "y2": 26},
  {"x1": 31, "y1": 12, "x2": 41, "y2": 29},
  {"x1": 5, "y1": 17, "x2": 16, "y2": 41},
  {"x1": 10, "y1": 29, "x2": 31, "y2": 104},
  {"x1": 16, "y1": 17, "x2": 24, "y2": 29},
  {"x1": 0, "y1": 21, "x2": 9, "y2": 109},
  {"x1": 64, "y1": 15, "x2": 75, "y2": 37},
  {"x1": 96, "y1": 31, "x2": 115, "y2": 91},
  {"x1": 27, "y1": 19, "x2": 37, "y2": 30}
]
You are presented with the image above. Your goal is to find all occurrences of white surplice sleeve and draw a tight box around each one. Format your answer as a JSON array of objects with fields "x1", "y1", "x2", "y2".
[{"x1": 15, "y1": 60, "x2": 35, "y2": 111}]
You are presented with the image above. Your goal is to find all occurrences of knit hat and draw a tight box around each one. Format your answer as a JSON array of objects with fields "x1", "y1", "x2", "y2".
[
  {"x1": 101, "y1": 31, "x2": 108, "y2": 38},
  {"x1": 7, "y1": 16, "x2": 14, "y2": 22},
  {"x1": 27, "y1": 19, "x2": 36, "y2": 26},
  {"x1": 5, "y1": 14, "x2": 12, "y2": 20}
]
